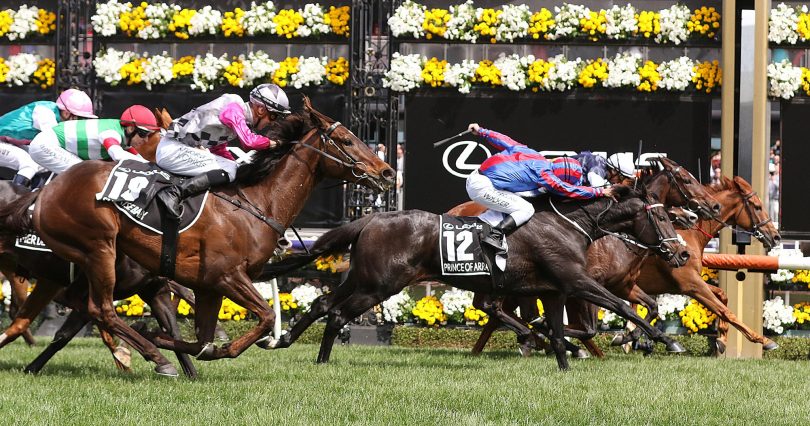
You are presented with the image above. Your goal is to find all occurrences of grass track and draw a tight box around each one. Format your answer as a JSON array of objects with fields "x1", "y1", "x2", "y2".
[{"x1": 0, "y1": 338, "x2": 808, "y2": 425}]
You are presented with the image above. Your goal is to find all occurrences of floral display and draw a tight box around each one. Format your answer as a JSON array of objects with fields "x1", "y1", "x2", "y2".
[
  {"x1": 93, "y1": 48, "x2": 347, "y2": 91},
  {"x1": 115, "y1": 295, "x2": 148, "y2": 317},
  {"x1": 382, "y1": 290, "x2": 415, "y2": 323},
  {"x1": 700, "y1": 267, "x2": 719, "y2": 285},
  {"x1": 767, "y1": 247, "x2": 803, "y2": 282},
  {"x1": 793, "y1": 302, "x2": 810, "y2": 329},
  {"x1": 91, "y1": 1, "x2": 349, "y2": 40},
  {"x1": 412, "y1": 295, "x2": 447, "y2": 326},
  {"x1": 439, "y1": 289, "x2": 474, "y2": 323},
  {"x1": 656, "y1": 294, "x2": 690, "y2": 321},
  {"x1": 768, "y1": 60, "x2": 803, "y2": 99},
  {"x1": 272, "y1": 292, "x2": 298, "y2": 313},
  {"x1": 464, "y1": 306, "x2": 488, "y2": 326},
  {"x1": 770, "y1": 3, "x2": 804, "y2": 44},
  {"x1": 679, "y1": 299, "x2": 717, "y2": 333},
  {"x1": 598, "y1": 308, "x2": 625, "y2": 329},
  {"x1": 0, "y1": 53, "x2": 54, "y2": 88},
  {"x1": 219, "y1": 298, "x2": 248, "y2": 321},
  {"x1": 0, "y1": 5, "x2": 56, "y2": 40},
  {"x1": 763, "y1": 296, "x2": 796, "y2": 334},
  {"x1": 390, "y1": 2, "x2": 720, "y2": 44},
  {"x1": 791, "y1": 269, "x2": 810, "y2": 289},
  {"x1": 290, "y1": 283, "x2": 323, "y2": 313},
  {"x1": 384, "y1": 53, "x2": 719, "y2": 94}
]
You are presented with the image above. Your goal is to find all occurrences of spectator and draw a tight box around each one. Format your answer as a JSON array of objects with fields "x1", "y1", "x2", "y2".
[
  {"x1": 396, "y1": 143, "x2": 405, "y2": 209},
  {"x1": 376, "y1": 143, "x2": 386, "y2": 161},
  {"x1": 768, "y1": 162, "x2": 780, "y2": 224}
]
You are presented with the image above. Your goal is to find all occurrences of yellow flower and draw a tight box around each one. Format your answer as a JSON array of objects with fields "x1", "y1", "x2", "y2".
[
  {"x1": 224, "y1": 59, "x2": 244, "y2": 87},
  {"x1": 528, "y1": 9, "x2": 554, "y2": 40},
  {"x1": 326, "y1": 6, "x2": 350, "y2": 36},
  {"x1": 422, "y1": 8, "x2": 450, "y2": 39},
  {"x1": 687, "y1": 6, "x2": 720, "y2": 39},
  {"x1": 221, "y1": 9, "x2": 245, "y2": 37},
  {"x1": 120, "y1": 57, "x2": 146, "y2": 85},
  {"x1": 412, "y1": 295, "x2": 447, "y2": 326},
  {"x1": 119, "y1": 3, "x2": 148, "y2": 37},
  {"x1": 580, "y1": 10, "x2": 607, "y2": 41},
  {"x1": 116, "y1": 295, "x2": 146, "y2": 317},
  {"x1": 0, "y1": 58, "x2": 7, "y2": 84},
  {"x1": 637, "y1": 60, "x2": 660, "y2": 92},
  {"x1": 36, "y1": 9, "x2": 57, "y2": 35},
  {"x1": 464, "y1": 305, "x2": 489, "y2": 326},
  {"x1": 274, "y1": 9, "x2": 304, "y2": 38},
  {"x1": 421, "y1": 57, "x2": 447, "y2": 87},
  {"x1": 177, "y1": 299, "x2": 193, "y2": 316},
  {"x1": 168, "y1": 8, "x2": 196, "y2": 39},
  {"x1": 473, "y1": 8, "x2": 501, "y2": 39},
  {"x1": 172, "y1": 56, "x2": 194, "y2": 79},
  {"x1": 271, "y1": 292, "x2": 298, "y2": 312},
  {"x1": 692, "y1": 60, "x2": 722, "y2": 93},
  {"x1": 326, "y1": 57, "x2": 349, "y2": 85},
  {"x1": 0, "y1": 10, "x2": 13, "y2": 38},
  {"x1": 793, "y1": 302, "x2": 810, "y2": 326},
  {"x1": 636, "y1": 11, "x2": 660, "y2": 38},
  {"x1": 527, "y1": 59, "x2": 553, "y2": 90},
  {"x1": 33, "y1": 58, "x2": 55, "y2": 89},
  {"x1": 578, "y1": 58, "x2": 608, "y2": 88},
  {"x1": 473, "y1": 60, "x2": 501, "y2": 86},
  {"x1": 219, "y1": 297, "x2": 248, "y2": 321},
  {"x1": 679, "y1": 299, "x2": 717, "y2": 333}
]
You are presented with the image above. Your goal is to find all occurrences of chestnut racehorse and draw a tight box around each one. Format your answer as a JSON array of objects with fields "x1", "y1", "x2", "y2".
[{"x1": 0, "y1": 97, "x2": 395, "y2": 376}]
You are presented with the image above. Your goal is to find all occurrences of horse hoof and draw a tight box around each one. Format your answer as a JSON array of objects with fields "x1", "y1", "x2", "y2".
[
  {"x1": 666, "y1": 341, "x2": 686, "y2": 354},
  {"x1": 195, "y1": 342, "x2": 216, "y2": 360},
  {"x1": 610, "y1": 334, "x2": 629, "y2": 346},
  {"x1": 154, "y1": 363, "x2": 179, "y2": 377},
  {"x1": 518, "y1": 345, "x2": 532, "y2": 358},
  {"x1": 763, "y1": 340, "x2": 779, "y2": 351},
  {"x1": 22, "y1": 365, "x2": 39, "y2": 375},
  {"x1": 715, "y1": 340, "x2": 727, "y2": 354},
  {"x1": 255, "y1": 335, "x2": 277, "y2": 350},
  {"x1": 572, "y1": 349, "x2": 590, "y2": 359},
  {"x1": 113, "y1": 346, "x2": 132, "y2": 369}
]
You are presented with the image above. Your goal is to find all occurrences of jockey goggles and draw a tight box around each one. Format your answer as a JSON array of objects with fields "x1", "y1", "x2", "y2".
[{"x1": 250, "y1": 91, "x2": 292, "y2": 116}]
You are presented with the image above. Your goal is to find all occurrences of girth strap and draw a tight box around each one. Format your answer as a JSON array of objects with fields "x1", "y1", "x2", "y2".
[{"x1": 212, "y1": 192, "x2": 286, "y2": 236}]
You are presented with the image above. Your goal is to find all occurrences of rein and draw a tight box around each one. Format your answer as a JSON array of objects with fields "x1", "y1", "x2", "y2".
[
  {"x1": 212, "y1": 190, "x2": 285, "y2": 236},
  {"x1": 290, "y1": 121, "x2": 374, "y2": 185},
  {"x1": 549, "y1": 198, "x2": 593, "y2": 243},
  {"x1": 709, "y1": 190, "x2": 772, "y2": 242}
]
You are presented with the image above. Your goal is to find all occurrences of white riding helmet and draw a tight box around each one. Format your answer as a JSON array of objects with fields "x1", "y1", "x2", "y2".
[
  {"x1": 606, "y1": 152, "x2": 636, "y2": 178},
  {"x1": 249, "y1": 83, "x2": 291, "y2": 115}
]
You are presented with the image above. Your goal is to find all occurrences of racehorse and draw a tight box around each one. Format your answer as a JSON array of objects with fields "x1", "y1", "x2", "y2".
[
  {"x1": 261, "y1": 186, "x2": 691, "y2": 370},
  {"x1": 471, "y1": 175, "x2": 781, "y2": 356},
  {"x1": 0, "y1": 97, "x2": 395, "y2": 376}
]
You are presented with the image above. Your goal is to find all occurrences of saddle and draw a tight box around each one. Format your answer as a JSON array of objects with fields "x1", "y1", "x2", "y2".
[{"x1": 439, "y1": 214, "x2": 510, "y2": 290}]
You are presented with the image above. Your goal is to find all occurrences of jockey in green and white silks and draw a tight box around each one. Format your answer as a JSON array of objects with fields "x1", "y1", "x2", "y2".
[
  {"x1": 28, "y1": 105, "x2": 159, "y2": 174},
  {"x1": 0, "y1": 89, "x2": 96, "y2": 187}
]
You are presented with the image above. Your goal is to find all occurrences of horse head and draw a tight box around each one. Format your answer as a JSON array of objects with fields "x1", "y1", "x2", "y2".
[
  {"x1": 299, "y1": 96, "x2": 395, "y2": 192},
  {"x1": 721, "y1": 176, "x2": 780, "y2": 249},
  {"x1": 605, "y1": 184, "x2": 691, "y2": 267},
  {"x1": 647, "y1": 157, "x2": 721, "y2": 219}
]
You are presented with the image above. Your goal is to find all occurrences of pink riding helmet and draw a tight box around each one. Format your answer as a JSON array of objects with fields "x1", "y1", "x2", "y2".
[{"x1": 56, "y1": 88, "x2": 97, "y2": 119}]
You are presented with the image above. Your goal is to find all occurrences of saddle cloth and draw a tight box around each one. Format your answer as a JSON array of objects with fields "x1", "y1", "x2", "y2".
[
  {"x1": 439, "y1": 214, "x2": 491, "y2": 276},
  {"x1": 95, "y1": 160, "x2": 207, "y2": 234},
  {"x1": 15, "y1": 230, "x2": 51, "y2": 252}
]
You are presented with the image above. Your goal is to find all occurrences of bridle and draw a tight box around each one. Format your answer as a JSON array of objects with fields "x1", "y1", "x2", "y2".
[
  {"x1": 712, "y1": 189, "x2": 772, "y2": 243},
  {"x1": 291, "y1": 121, "x2": 374, "y2": 184}
]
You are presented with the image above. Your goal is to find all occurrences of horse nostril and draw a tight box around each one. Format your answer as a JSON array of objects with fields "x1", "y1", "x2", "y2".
[
  {"x1": 774, "y1": 234, "x2": 782, "y2": 244},
  {"x1": 381, "y1": 168, "x2": 396, "y2": 182},
  {"x1": 712, "y1": 203, "x2": 721, "y2": 213},
  {"x1": 679, "y1": 251, "x2": 691, "y2": 261}
]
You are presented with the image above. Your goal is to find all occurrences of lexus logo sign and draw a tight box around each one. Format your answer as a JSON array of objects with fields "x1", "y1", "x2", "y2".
[{"x1": 441, "y1": 140, "x2": 492, "y2": 178}]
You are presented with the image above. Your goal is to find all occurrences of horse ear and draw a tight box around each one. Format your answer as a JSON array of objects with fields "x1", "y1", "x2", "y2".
[
  {"x1": 732, "y1": 175, "x2": 752, "y2": 192},
  {"x1": 302, "y1": 95, "x2": 313, "y2": 113}
]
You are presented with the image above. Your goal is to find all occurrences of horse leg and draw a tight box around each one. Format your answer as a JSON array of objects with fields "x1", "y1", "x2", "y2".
[
  {"x1": 615, "y1": 287, "x2": 660, "y2": 346},
  {"x1": 707, "y1": 284, "x2": 731, "y2": 354},
  {"x1": 0, "y1": 278, "x2": 62, "y2": 349},
  {"x1": 168, "y1": 280, "x2": 228, "y2": 342},
  {"x1": 474, "y1": 295, "x2": 534, "y2": 357},
  {"x1": 139, "y1": 282, "x2": 197, "y2": 378},
  {"x1": 23, "y1": 310, "x2": 91, "y2": 374},
  {"x1": 316, "y1": 290, "x2": 389, "y2": 364},
  {"x1": 470, "y1": 293, "x2": 506, "y2": 355},
  {"x1": 98, "y1": 328, "x2": 132, "y2": 372},
  {"x1": 6, "y1": 272, "x2": 36, "y2": 346},
  {"x1": 147, "y1": 288, "x2": 221, "y2": 357},
  {"x1": 541, "y1": 294, "x2": 570, "y2": 370}
]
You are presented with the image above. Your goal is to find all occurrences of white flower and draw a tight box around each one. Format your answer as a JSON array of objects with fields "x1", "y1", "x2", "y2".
[
  {"x1": 763, "y1": 296, "x2": 795, "y2": 334},
  {"x1": 388, "y1": 0, "x2": 426, "y2": 38},
  {"x1": 445, "y1": 1, "x2": 477, "y2": 42},
  {"x1": 92, "y1": 0, "x2": 131, "y2": 36},
  {"x1": 600, "y1": 309, "x2": 623, "y2": 327},
  {"x1": 604, "y1": 52, "x2": 641, "y2": 88},
  {"x1": 137, "y1": 3, "x2": 178, "y2": 40},
  {"x1": 383, "y1": 52, "x2": 424, "y2": 92},
  {"x1": 549, "y1": 4, "x2": 589, "y2": 40},
  {"x1": 242, "y1": 51, "x2": 280, "y2": 86},
  {"x1": 291, "y1": 283, "x2": 324, "y2": 312},
  {"x1": 605, "y1": 4, "x2": 637, "y2": 40},
  {"x1": 767, "y1": 246, "x2": 803, "y2": 281},
  {"x1": 5, "y1": 53, "x2": 40, "y2": 86},
  {"x1": 93, "y1": 47, "x2": 137, "y2": 85},
  {"x1": 252, "y1": 281, "x2": 276, "y2": 300},
  {"x1": 7, "y1": 5, "x2": 40, "y2": 41},
  {"x1": 767, "y1": 60, "x2": 803, "y2": 99},
  {"x1": 439, "y1": 289, "x2": 473, "y2": 318},
  {"x1": 656, "y1": 294, "x2": 690, "y2": 320},
  {"x1": 382, "y1": 290, "x2": 413, "y2": 323},
  {"x1": 769, "y1": 3, "x2": 800, "y2": 44},
  {"x1": 445, "y1": 59, "x2": 477, "y2": 93},
  {"x1": 657, "y1": 4, "x2": 691, "y2": 44},
  {"x1": 297, "y1": 4, "x2": 330, "y2": 37},
  {"x1": 658, "y1": 57, "x2": 696, "y2": 91},
  {"x1": 495, "y1": 4, "x2": 530, "y2": 42},
  {"x1": 290, "y1": 56, "x2": 326, "y2": 88},
  {"x1": 1, "y1": 278, "x2": 9, "y2": 307},
  {"x1": 544, "y1": 55, "x2": 580, "y2": 91},
  {"x1": 191, "y1": 53, "x2": 229, "y2": 92},
  {"x1": 189, "y1": 6, "x2": 222, "y2": 36},
  {"x1": 142, "y1": 53, "x2": 174, "y2": 90},
  {"x1": 241, "y1": 1, "x2": 277, "y2": 36},
  {"x1": 494, "y1": 53, "x2": 530, "y2": 91}
]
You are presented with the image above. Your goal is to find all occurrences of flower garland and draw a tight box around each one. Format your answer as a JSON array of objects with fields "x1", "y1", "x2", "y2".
[
  {"x1": 390, "y1": 2, "x2": 720, "y2": 44},
  {"x1": 91, "y1": 0, "x2": 349, "y2": 40},
  {"x1": 0, "y1": 53, "x2": 54, "y2": 88},
  {"x1": 0, "y1": 5, "x2": 56, "y2": 40},
  {"x1": 384, "y1": 53, "x2": 719, "y2": 94},
  {"x1": 412, "y1": 295, "x2": 447, "y2": 326},
  {"x1": 93, "y1": 48, "x2": 347, "y2": 91}
]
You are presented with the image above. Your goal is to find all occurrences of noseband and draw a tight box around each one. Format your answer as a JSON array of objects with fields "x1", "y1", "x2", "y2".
[
  {"x1": 292, "y1": 121, "x2": 373, "y2": 183},
  {"x1": 713, "y1": 190, "x2": 772, "y2": 243}
]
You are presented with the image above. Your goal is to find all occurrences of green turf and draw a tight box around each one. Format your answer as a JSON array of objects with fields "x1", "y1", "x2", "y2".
[{"x1": 0, "y1": 338, "x2": 808, "y2": 425}]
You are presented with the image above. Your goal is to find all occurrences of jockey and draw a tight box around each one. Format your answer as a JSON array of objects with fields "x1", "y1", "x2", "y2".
[
  {"x1": 605, "y1": 152, "x2": 636, "y2": 185},
  {"x1": 155, "y1": 83, "x2": 290, "y2": 219},
  {"x1": 0, "y1": 88, "x2": 96, "y2": 187},
  {"x1": 28, "y1": 105, "x2": 154, "y2": 174},
  {"x1": 465, "y1": 123, "x2": 615, "y2": 253}
]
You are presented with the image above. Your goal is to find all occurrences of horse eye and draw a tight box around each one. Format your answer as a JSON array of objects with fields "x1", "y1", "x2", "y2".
[{"x1": 342, "y1": 138, "x2": 353, "y2": 146}]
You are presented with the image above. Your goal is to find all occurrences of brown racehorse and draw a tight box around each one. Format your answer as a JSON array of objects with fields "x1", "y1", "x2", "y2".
[
  {"x1": 0, "y1": 97, "x2": 394, "y2": 376},
  {"x1": 469, "y1": 175, "x2": 780, "y2": 356}
]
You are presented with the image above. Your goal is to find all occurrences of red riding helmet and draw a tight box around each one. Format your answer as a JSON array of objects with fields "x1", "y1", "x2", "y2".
[
  {"x1": 551, "y1": 156, "x2": 584, "y2": 186},
  {"x1": 120, "y1": 105, "x2": 160, "y2": 131}
]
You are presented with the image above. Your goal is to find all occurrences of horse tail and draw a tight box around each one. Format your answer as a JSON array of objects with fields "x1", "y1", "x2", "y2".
[
  {"x1": 260, "y1": 215, "x2": 374, "y2": 278},
  {"x1": 0, "y1": 190, "x2": 39, "y2": 237}
]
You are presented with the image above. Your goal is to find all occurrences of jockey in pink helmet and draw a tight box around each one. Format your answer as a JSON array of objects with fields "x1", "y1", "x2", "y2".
[
  {"x1": 465, "y1": 123, "x2": 615, "y2": 253},
  {"x1": 0, "y1": 88, "x2": 96, "y2": 188}
]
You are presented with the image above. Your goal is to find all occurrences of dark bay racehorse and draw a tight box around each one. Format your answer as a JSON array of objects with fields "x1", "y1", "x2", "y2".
[
  {"x1": 0, "y1": 97, "x2": 395, "y2": 376},
  {"x1": 262, "y1": 186, "x2": 690, "y2": 370}
]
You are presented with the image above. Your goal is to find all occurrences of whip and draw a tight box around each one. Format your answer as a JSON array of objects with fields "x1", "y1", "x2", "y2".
[{"x1": 432, "y1": 129, "x2": 473, "y2": 148}]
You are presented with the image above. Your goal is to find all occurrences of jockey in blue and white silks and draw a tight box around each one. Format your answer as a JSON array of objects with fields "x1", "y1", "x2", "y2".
[{"x1": 465, "y1": 123, "x2": 614, "y2": 253}]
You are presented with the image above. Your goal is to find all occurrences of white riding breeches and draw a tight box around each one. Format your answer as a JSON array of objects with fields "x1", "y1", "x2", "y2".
[
  {"x1": 28, "y1": 131, "x2": 82, "y2": 174},
  {"x1": 155, "y1": 136, "x2": 237, "y2": 181},
  {"x1": 0, "y1": 141, "x2": 43, "y2": 179},
  {"x1": 466, "y1": 169, "x2": 535, "y2": 226}
]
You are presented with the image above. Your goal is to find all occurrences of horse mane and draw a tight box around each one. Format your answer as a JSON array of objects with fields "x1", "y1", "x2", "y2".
[{"x1": 234, "y1": 111, "x2": 312, "y2": 186}]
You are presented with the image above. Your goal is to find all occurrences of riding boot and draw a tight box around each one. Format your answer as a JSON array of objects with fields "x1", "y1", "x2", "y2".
[
  {"x1": 481, "y1": 215, "x2": 519, "y2": 255},
  {"x1": 158, "y1": 169, "x2": 230, "y2": 219},
  {"x1": 11, "y1": 174, "x2": 31, "y2": 189}
]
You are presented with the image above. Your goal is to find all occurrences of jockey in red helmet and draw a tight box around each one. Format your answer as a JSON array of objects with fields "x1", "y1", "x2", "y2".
[
  {"x1": 465, "y1": 123, "x2": 615, "y2": 253},
  {"x1": 155, "y1": 83, "x2": 290, "y2": 219},
  {"x1": 28, "y1": 104, "x2": 150, "y2": 175}
]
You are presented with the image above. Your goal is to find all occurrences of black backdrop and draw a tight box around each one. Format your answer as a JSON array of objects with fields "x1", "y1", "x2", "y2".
[
  {"x1": 778, "y1": 102, "x2": 810, "y2": 238},
  {"x1": 404, "y1": 92, "x2": 712, "y2": 213}
]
